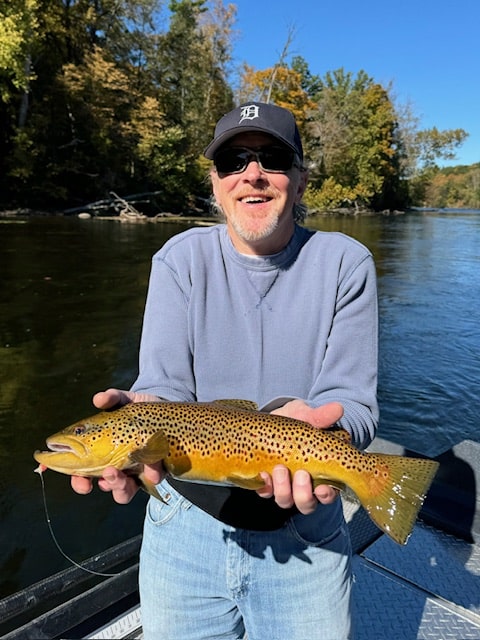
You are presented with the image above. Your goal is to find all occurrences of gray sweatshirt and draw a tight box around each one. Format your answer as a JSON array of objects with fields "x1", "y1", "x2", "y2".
[{"x1": 131, "y1": 223, "x2": 379, "y2": 528}]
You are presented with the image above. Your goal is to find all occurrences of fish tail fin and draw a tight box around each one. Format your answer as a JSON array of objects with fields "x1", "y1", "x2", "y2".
[{"x1": 360, "y1": 454, "x2": 439, "y2": 545}]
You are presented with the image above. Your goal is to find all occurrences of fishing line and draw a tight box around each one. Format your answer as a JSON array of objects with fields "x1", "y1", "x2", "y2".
[{"x1": 36, "y1": 469, "x2": 120, "y2": 578}]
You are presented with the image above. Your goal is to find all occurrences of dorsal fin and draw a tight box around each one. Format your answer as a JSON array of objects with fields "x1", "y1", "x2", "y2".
[
  {"x1": 211, "y1": 399, "x2": 259, "y2": 411},
  {"x1": 326, "y1": 426, "x2": 351, "y2": 443}
]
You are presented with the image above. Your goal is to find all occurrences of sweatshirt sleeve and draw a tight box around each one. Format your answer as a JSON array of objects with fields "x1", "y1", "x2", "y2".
[
  {"x1": 130, "y1": 255, "x2": 196, "y2": 402},
  {"x1": 311, "y1": 252, "x2": 378, "y2": 449}
]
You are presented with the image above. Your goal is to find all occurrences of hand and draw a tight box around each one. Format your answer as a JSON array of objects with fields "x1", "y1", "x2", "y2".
[
  {"x1": 257, "y1": 400, "x2": 344, "y2": 514},
  {"x1": 269, "y1": 399, "x2": 343, "y2": 427},
  {"x1": 92, "y1": 388, "x2": 161, "y2": 409},
  {"x1": 70, "y1": 388, "x2": 165, "y2": 503}
]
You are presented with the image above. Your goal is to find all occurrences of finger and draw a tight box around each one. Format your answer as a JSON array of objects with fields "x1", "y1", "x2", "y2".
[
  {"x1": 303, "y1": 402, "x2": 344, "y2": 429},
  {"x1": 71, "y1": 475, "x2": 93, "y2": 495},
  {"x1": 143, "y1": 462, "x2": 165, "y2": 486},
  {"x1": 314, "y1": 484, "x2": 340, "y2": 505},
  {"x1": 270, "y1": 400, "x2": 344, "y2": 429},
  {"x1": 93, "y1": 389, "x2": 161, "y2": 410},
  {"x1": 271, "y1": 465, "x2": 294, "y2": 509},
  {"x1": 292, "y1": 470, "x2": 318, "y2": 515},
  {"x1": 93, "y1": 389, "x2": 128, "y2": 410},
  {"x1": 316, "y1": 402, "x2": 344, "y2": 427},
  {"x1": 256, "y1": 471, "x2": 274, "y2": 499},
  {"x1": 98, "y1": 467, "x2": 139, "y2": 504}
]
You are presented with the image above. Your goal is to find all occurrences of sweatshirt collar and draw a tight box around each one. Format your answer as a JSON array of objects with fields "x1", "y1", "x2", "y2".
[{"x1": 221, "y1": 223, "x2": 312, "y2": 271}]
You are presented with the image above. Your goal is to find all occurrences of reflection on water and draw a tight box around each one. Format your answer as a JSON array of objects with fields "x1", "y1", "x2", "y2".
[
  {"x1": 309, "y1": 210, "x2": 480, "y2": 456},
  {"x1": 0, "y1": 210, "x2": 479, "y2": 595}
]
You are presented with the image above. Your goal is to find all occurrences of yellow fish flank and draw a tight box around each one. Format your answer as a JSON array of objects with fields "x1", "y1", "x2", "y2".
[{"x1": 34, "y1": 400, "x2": 439, "y2": 545}]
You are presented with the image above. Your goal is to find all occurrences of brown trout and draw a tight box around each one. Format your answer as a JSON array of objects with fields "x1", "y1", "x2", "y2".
[{"x1": 34, "y1": 400, "x2": 439, "y2": 544}]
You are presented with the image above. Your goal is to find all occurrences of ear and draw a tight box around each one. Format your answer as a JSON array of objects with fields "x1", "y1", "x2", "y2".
[
  {"x1": 210, "y1": 169, "x2": 220, "y2": 201},
  {"x1": 295, "y1": 168, "x2": 309, "y2": 203}
]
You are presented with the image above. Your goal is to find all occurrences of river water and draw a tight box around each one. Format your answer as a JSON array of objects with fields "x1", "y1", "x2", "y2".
[{"x1": 0, "y1": 209, "x2": 479, "y2": 596}]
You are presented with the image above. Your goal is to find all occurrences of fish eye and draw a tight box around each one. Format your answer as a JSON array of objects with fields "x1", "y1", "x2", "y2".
[{"x1": 74, "y1": 425, "x2": 86, "y2": 435}]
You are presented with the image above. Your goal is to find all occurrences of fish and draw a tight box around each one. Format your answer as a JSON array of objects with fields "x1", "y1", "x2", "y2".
[{"x1": 34, "y1": 400, "x2": 439, "y2": 545}]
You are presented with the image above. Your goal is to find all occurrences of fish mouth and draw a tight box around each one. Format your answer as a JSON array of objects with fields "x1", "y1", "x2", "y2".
[
  {"x1": 38, "y1": 435, "x2": 88, "y2": 458},
  {"x1": 33, "y1": 436, "x2": 93, "y2": 474},
  {"x1": 46, "y1": 443, "x2": 75, "y2": 452}
]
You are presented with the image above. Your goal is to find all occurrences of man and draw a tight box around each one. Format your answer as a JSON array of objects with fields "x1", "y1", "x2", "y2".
[{"x1": 72, "y1": 102, "x2": 378, "y2": 639}]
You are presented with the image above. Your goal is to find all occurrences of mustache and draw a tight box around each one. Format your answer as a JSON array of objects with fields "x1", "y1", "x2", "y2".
[{"x1": 235, "y1": 188, "x2": 278, "y2": 199}]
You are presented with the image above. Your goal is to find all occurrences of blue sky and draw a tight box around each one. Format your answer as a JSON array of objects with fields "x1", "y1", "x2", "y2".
[{"x1": 230, "y1": 0, "x2": 479, "y2": 167}]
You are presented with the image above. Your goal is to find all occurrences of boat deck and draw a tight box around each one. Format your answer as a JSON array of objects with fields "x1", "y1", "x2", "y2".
[
  {"x1": 2, "y1": 438, "x2": 479, "y2": 639},
  {"x1": 351, "y1": 514, "x2": 480, "y2": 639}
]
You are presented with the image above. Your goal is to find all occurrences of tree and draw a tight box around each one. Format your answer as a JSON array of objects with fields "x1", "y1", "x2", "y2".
[
  {"x1": 131, "y1": 96, "x2": 187, "y2": 199},
  {"x1": 412, "y1": 127, "x2": 468, "y2": 169},
  {"x1": 0, "y1": 0, "x2": 41, "y2": 198},
  {"x1": 0, "y1": 0, "x2": 40, "y2": 102},
  {"x1": 418, "y1": 163, "x2": 480, "y2": 209},
  {"x1": 399, "y1": 124, "x2": 469, "y2": 207},
  {"x1": 137, "y1": 0, "x2": 235, "y2": 201},
  {"x1": 0, "y1": 2, "x2": 471, "y2": 212},
  {"x1": 60, "y1": 46, "x2": 140, "y2": 187},
  {"x1": 305, "y1": 69, "x2": 401, "y2": 210},
  {"x1": 1, "y1": 0, "x2": 168, "y2": 205},
  {"x1": 239, "y1": 63, "x2": 315, "y2": 130},
  {"x1": 237, "y1": 34, "x2": 317, "y2": 134},
  {"x1": 154, "y1": 0, "x2": 233, "y2": 148}
]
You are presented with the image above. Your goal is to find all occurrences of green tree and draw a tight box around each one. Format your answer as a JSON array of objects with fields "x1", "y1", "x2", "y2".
[
  {"x1": 0, "y1": 0, "x2": 40, "y2": 102},
  {"x1": 0, "y1": 2, "x2": 471, "y2": 213},
  {"x1": 306, "y1": 69, "x2": 401, "y2": 210},
  {"x1": 155, "y1": 0, "x2": 233, "y2": 149},
  {"x1": 131, "y1": 95, "x2": 187, "y2": 198},
  {"x1": 402, "y1": 127, "x2": 469, "y2": 207},
  {"x1": 412, "y1": 126, "x2": 468, "y2": 170},
  {"x1": 420, "y1": 163, "x2": 480, "y2": 209},
  {"x1": 0, "y1": 0, "x2": 42, "y2": 199},
  {"x1": 238, "y1": 63, "x2": 316, "y2": 132},
  {"x1": 1, "y1": 0, "x2": 169, "y2": 206},
  {"x1": 139, "y1": 0, "x2": 234, "y2": 202}
]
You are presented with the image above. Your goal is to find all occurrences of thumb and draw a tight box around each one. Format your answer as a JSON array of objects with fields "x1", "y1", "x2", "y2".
[
  {"x1": 93, "y1": 388, "x2": 160, "y2": 410},
  {"x1": 143, "y1": 462, "x2": 165, "y2": 485},
  {"x1": 93, "y1": 388, "x2": 133, "y2": 409},
  {"x1": 301, "y1": 402, "x2": 344, "y2": 429}
]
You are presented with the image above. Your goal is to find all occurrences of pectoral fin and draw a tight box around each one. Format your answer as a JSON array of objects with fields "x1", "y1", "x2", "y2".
[
  {"x1": 226, "y1": 472, "x2": 266, "y2": 490},
  {"x1": 130, "y1": 431, "x2": 170, "y2": 465}
]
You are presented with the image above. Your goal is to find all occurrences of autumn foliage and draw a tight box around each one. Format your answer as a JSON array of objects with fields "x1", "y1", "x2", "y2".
[{"x1": 0, "y1": 0, "x2": 470, "y2": 212}]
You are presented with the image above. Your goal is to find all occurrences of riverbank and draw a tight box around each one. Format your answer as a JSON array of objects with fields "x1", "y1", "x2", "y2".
[{"x1": 0, "y1": 205, "x2": 406, "y2": 221}]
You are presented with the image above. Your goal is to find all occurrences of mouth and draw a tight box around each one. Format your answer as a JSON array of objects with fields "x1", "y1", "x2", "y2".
[
  {"x1": 33, "y1": 438, "x2": 91, "y2": 473},
  {"x1": 238, "y1": 195, "x2": 273, "y2": 205},
  {"x1": 46, "y1": 442, "x2": 75, "y2": 452},
  {"x1": 38, "y1": 435, "x2": 88, "y2": 458}
]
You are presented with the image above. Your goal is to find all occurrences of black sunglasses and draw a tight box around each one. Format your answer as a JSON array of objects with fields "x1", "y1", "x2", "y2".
[{"x1": 214, "y1": 146, "x2": 299, "y2": 175}]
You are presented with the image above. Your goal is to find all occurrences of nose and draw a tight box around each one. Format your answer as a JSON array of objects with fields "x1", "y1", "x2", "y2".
[{"x1": 242, "y1": 158, "x2": 265, "y2": 180}]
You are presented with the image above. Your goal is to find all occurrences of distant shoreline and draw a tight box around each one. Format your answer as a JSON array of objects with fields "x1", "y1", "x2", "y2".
[{"x1": 0, "y1": 206, "x2": 407, "y2": 220}]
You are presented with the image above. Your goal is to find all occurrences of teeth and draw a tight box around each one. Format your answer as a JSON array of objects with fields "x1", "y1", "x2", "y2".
[{"x1": 242, "y1": 196, "x2": 269, "y2": 203}]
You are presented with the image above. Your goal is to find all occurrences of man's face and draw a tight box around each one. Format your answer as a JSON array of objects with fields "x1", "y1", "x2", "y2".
[{"x1": 211, "y1": 132, "x2": 308, "y2": 254}]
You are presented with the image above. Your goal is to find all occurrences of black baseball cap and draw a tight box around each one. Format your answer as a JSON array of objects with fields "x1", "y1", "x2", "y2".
[{"x1": 204, "y1": 102, "x2": 303, "y2": 161}]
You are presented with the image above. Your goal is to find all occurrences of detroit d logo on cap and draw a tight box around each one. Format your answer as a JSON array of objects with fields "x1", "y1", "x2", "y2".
[{"x1": 239, "y1": 105, "x2": 260, "y2": 123}]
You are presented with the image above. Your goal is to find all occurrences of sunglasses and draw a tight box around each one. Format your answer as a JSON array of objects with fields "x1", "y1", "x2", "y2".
[{"x1": 214, "y1": 146, "x2": 299, "y2": 175}]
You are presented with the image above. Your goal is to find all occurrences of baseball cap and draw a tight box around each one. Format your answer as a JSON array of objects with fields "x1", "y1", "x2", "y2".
[{"x1": 204, "y1": 102, "x2": 303, "y2": 161}]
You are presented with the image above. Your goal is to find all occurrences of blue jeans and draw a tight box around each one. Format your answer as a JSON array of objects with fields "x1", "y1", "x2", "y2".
[{"x1": 139, "y1": 480, "x2": 353, "y2": 640}]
